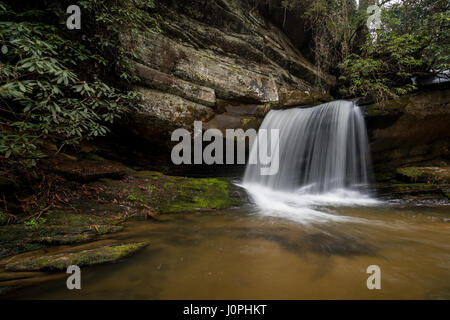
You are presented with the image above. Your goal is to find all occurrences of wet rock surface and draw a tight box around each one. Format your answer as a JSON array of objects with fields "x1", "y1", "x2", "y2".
[
  {"x1": 0, "y1": 157, "x2": 245, "y2": 270},
  {"x1": 0, "y1": 156, "x2": 247, "y2": 295},
  {"x1": 396, "y1": 167, "x2": 450, "y2": 184},
  {"x1": 364, "y1": 89, "x2": 450, "y2": 200},
  {"x1": 376, "y1": 183, "x2": 449, "y2": 201},
  {"x1": 51, "y1": 159, "x2": 126, "y2": 182},
  {"x1": 4, "y1": 242, "x2": 149, "y2": 272},
  {"x1": 365, "y1": 89, "x2": 450, "y2": 174}
]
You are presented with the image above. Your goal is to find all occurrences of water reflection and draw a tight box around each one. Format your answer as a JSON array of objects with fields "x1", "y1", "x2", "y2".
[{"x1": 8, "y1": 203, "x2": 450, "y2": 300}]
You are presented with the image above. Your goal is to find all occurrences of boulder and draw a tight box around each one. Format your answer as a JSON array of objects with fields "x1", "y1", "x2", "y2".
[{"x1": 205, "y1": 103, "x2": 266, "y2": 134}]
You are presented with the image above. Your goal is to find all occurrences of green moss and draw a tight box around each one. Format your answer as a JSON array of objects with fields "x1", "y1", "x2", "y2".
[
  {"x1": 366, "y1": 95, "x2": 410, "y2": 116},
  {"x1": 391, "y1": 183, "x2": 429, "y2": 187},
  {"x1": 159, "y1": 177, "x2": 243, "y2": 213},
  {"x1": 0, "y1": 224, "x2": 45, "y2": 258},
  {"x1": 396, "y1": 167, "x2": 422, "y2": 181},
  {"x1": 36, "y1": 233, "x2": 94, "y2": 245},
  {"x1": 45, "y1": 212, "x2": 99, "y2": 227},
  {"x1": 131, "y1": 170, "x2": 163, "y2": 179},
  {"x1": 310, "y1": 91, "x2": 333, "y2": 105},
  {"x1": 65, "y1": 171, "x2": 244, "y2": 217},
  {"x1": 367, "y1": 107, "x2": 383, "y2": 116},
  {"x1": 277, "y1": 90, "x2": 333, "y2": 108},
  {"x1": 240, "y1": 117, "x2": 256, "y2": 130},
  {"x1": 5, "y1": 242, "x2": 149, "y2": 271},
  {"x1": 0, "y1": 207, "x2": 127, "y2": 258},
  {"x1": 396, "y1": 167, "x2": 450, "y2": 184},
  {"x1": 95, "y1": 225, "x2": 124, "y2": 235},
  {"x1": 1, "y1": 169, "x2": 246, "y2": 262}
]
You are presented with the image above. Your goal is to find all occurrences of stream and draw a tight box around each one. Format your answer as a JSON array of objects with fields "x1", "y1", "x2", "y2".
[
  {"x1": 6, "y1": 101, "x2": 450, "y2": 299},
  {"x1": 9, "y1": 198, "x2": 450, "y2": 299}
]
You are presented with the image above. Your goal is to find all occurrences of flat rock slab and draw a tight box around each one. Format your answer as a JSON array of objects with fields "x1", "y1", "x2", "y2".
[
  {"x1": 32, "y1": 233, "x2": 96, "y2": 245},
  {"x1": 396, "y1": 167, "x2": 450, "y2": 184},
  {"x1": 376, "y1": 183, "x2": 449, "y2": 201},
  {"x1": 5, "y1": 242, "x2": 148, "y2": 272},
  {"x1": 135, "y1": 62, "x2": 216, "y2": 107},
  {"x1": 53, "y1": 160, "x2": 126, "y2": 182}
]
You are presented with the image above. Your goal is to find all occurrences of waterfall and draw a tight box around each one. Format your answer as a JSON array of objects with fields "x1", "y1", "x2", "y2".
[{"x1": 242, "y1": 100, "x2": 377, "y2": 223}]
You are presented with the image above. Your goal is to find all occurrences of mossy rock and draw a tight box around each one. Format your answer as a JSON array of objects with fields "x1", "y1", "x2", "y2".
[
  {"x1": 125, "y1": 171, "x2": 246, "y2": 213},
  {"x1": 131, "y1": 171, "x2": 163, "y2": 179},
  {"x1": 240, "y1": 117, "x2": 258, "y2": 131},
  {"x1": 33, "y1": 234, "x2": 96, "y2": 245},
  {"x1": 396, "y1": 167, "x2": 450, "y2": 184},
  {"x1": 277, "y1": 89, "x2": 333, "y2": 108},
  {"x1": 43, "y1": 208, "x2": 124, "y2": 227},
  {"x1": 5, "y1": 242, "x2": 149, "y2": 271},
  {"x1": 32, "y1": 225, "x2": 123, "y2": 245},
  {"x1": 0, "y1": 224, "x2": 45, "y2": 258},
  {"x1": 0, "y1": 209, "x2": 125, "y2": 259},
  {"x1": 365, "y1": 95, "x2": 410, "y2": 117},
  {"x1": 160, "y1": 177, "x2": 244, "y2": 213},
  {"x1": 44, "y1": 212, "x2": 100, "y2": 227},
  {"x1": 376, "y1": 183, "x2": 446, "y2": 200}
]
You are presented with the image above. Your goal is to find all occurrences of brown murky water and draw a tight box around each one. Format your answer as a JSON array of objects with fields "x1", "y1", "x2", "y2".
[{"x1": 8, "y1": 203, "x2": 450, "y2": 299}]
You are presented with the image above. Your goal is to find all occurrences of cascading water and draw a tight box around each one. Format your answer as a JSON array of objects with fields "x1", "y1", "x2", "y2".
[{"x1": 242, "y1": 100, "x2": 378, "y2": 223}]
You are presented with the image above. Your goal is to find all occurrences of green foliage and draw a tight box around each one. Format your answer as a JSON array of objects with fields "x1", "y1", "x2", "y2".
[
  {"x1": 25, "y1": 217, "x2": 47, "y2": 229},
  {"x1": 261, "y1": 0, "x2": 448, "y2": 102},
  {"x1": 339, "y1": 0, "x2": 450, "y2": 103},
  {"x1": 0, "y1": 1, "x2": 159, "y2": 167},
  {"x1": 258, "y1": 0, "x2": 361, "y2": 88},
  {"x1": 76, "y1": 0, "x2": 160, "y2": 82},
  {"x1": 302, "y1": 0, "x2": 360, "y2": 88}
]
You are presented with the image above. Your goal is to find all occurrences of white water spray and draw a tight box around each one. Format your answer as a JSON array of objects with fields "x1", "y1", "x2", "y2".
[{"x1": 242, "y1": 100, "x2": 378, "y2": 223}]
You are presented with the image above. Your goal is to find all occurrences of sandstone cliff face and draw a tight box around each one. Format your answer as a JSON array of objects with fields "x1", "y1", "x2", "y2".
[
  {"x1": 123, "y1": 0, "x2": 333, "y2": 145},
  {"x1": 365, "y1": 89, "x2": 450, "y2": 174},
  {"x1": 117, "y1": 0, "x2": 449, "y2": 177}
]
